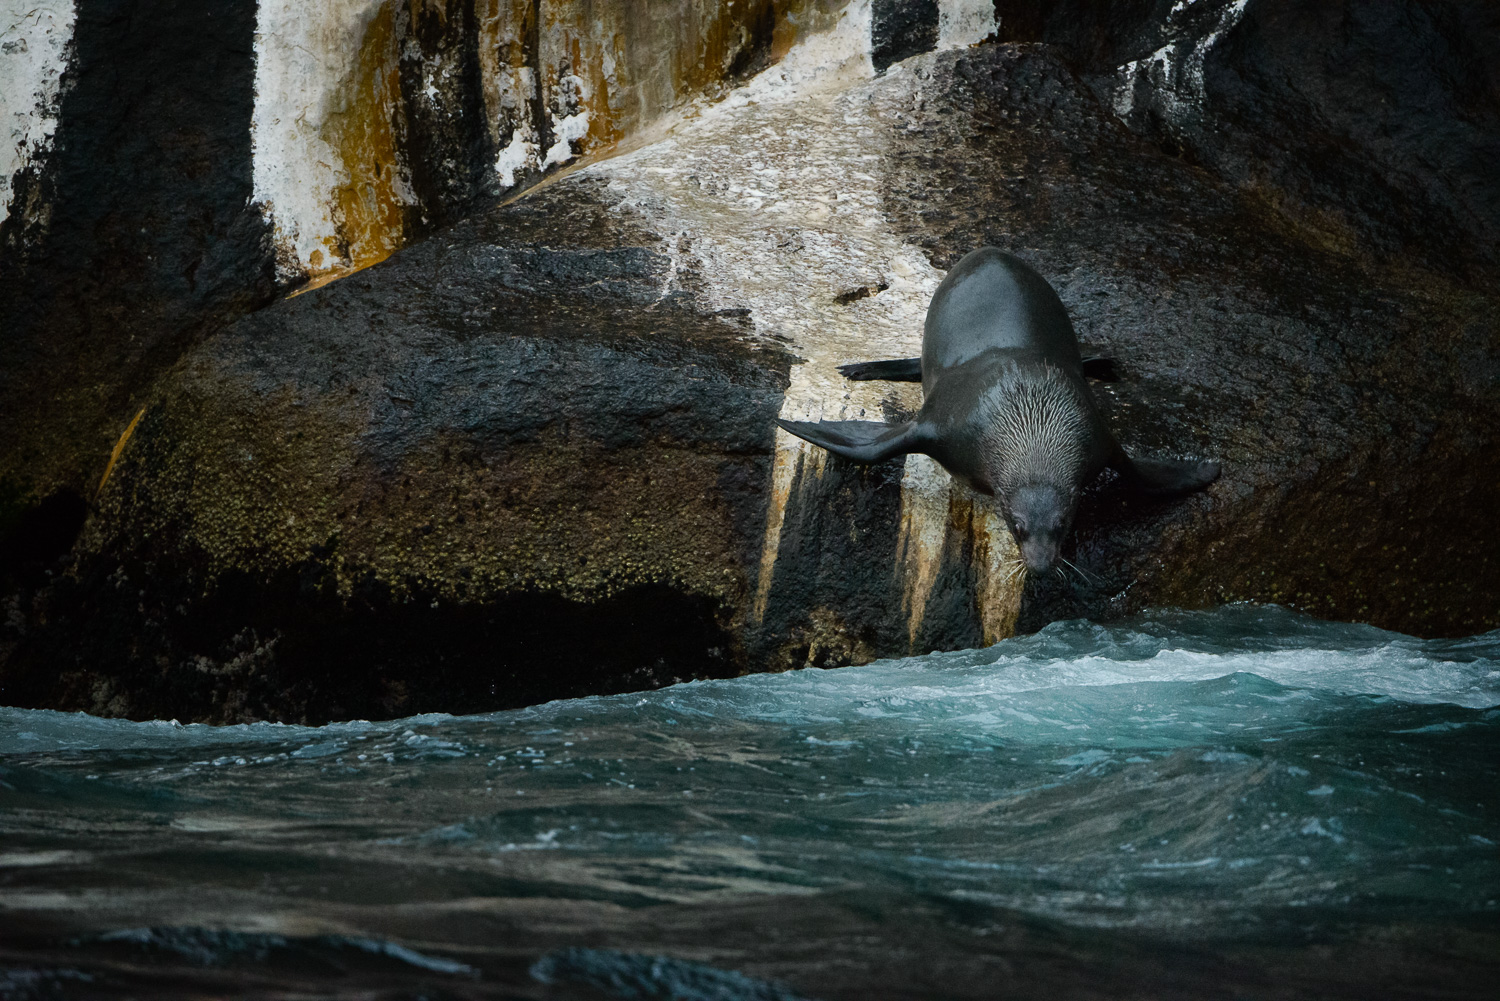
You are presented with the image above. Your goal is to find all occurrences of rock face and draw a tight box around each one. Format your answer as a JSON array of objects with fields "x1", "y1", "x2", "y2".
[
  {"x1": 0, "y1": 0, "x2": 275, "y2": 558},
  {"x1": 0, "y1": 0, "x2": 838, "y2": 561},
  {"x1": 6, "y1": 182, "x2": 795, "y2": 722},
  {"x1": 997, "y1": 0, "x2": 1500, "y2": 276},
  {"x1": 3, "y1": 0, "x2": 1497, "y2": 722}
]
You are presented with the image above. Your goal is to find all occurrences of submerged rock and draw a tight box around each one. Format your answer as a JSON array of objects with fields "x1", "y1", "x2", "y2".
[{"x1": 2, "y1": 1, "x2": 1496, "y2": 721}]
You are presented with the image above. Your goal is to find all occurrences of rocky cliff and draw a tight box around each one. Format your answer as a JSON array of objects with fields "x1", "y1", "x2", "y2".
[{"x1": 3, "y1": 0, "x2": 1496, "y2": 722}]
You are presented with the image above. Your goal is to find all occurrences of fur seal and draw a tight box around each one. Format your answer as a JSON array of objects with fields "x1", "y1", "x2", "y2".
[{"x1": 776, "y1": 247, "x2": 1220, "y2": 573}]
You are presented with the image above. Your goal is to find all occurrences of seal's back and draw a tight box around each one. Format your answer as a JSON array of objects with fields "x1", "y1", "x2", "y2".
[{"x1": 921, "y1": 248, "x2": 1082, "y2": 384}]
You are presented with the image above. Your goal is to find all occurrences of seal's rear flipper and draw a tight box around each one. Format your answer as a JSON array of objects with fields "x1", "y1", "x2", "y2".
[
  {"x1": 1119, "y1": 455, "x2": 1221, "y2": 498},
  {"x1": 775, "y1": 418, "x2": 925, "y2": 464},
  {"x1": 1080, "y1": 356, "x2": 1120, "y2": 382},
  {"x1": 837, "y1": 358, "x2": 922, "y2": 382}
]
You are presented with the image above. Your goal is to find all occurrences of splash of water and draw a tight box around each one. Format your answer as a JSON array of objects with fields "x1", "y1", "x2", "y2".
[{"x1": 2, "y1": 605, "x2": 1497, "y2": 996}]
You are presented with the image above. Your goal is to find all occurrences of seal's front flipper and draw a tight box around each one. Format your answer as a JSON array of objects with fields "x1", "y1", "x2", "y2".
[
  {"x1": 1118, "y1": 454, "x2": 1221, "y2": 498},
  {"x1": 1081, "y1": 356, "x2": 1120, "y2": 382},
  {"x1": 775, "y1": 418, "x2": 925, "y2": 464},
  {"x1": 838, "y1": 358, "x2": 922, "y2": 382}
]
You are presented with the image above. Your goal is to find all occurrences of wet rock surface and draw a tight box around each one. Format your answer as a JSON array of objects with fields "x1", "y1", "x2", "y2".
[
  {"x1": 878, "y1": 39, "x2": 1500, "y2": 637},
  {"x1": 3, "y1": 180, "x2": 793, "y2": 722},
  {"x1": 0, "y1": 0, "x2": 818, "y2": 545},
  {"x1": 0, "y1": 0, "x2": 275, "y2": 543},
  {"x1": 3, "y1": 1, "x2": 1497, "y2": 720},
  {"x1": 998, "y1": 0, "x2": 1500, "y2": 276}
]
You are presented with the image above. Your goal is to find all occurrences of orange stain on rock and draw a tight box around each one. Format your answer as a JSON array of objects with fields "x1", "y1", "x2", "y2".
[
  {"x1": 97, "y1": 406, "x2": 148, "y2": 498},
  {"x1": 321, "y1": 0, "x2": 410, "y2": 280},
  {"x1": 290, "y1": 0, "x2": 848, "y2": 294}
]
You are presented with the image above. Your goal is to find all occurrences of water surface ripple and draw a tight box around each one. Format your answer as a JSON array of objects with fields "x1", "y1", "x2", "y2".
[{"x1": 2, "y1": 605, "x2": 1497, "y2": 999}]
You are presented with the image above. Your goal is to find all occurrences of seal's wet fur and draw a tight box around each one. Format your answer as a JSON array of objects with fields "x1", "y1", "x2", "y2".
[{"x1": 776, "y1": 248, "x2": 1220, "y2": 573}]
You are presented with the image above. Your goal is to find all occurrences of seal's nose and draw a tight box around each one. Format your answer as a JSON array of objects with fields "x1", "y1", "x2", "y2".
[{"x1": 1020, "y1": 539, "x2": 1056, "y2": 574}]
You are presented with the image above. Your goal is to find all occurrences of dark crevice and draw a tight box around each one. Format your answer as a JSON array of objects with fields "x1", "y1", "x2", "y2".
[
  {"x1": 726, "y1": 0, "x2": 778, "y2": 80},
  {"x1": 871, "y1": 0, "x2": 941, "y2": 74},
  {"x1": 2, "y1": 559, "x2": 739, "y2": 725},
  {"x1": 398, "y1": 0, "x2": 501, "y2": 229},
  {"x1": 0, "y1": 490, "x2": 88, "y2": 589},
  {"x1": 525, "y1": 0, "x2": 550, "y2": 161}
]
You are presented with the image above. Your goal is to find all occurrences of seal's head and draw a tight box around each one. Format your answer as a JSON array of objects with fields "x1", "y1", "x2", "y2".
[
  {"x1": 980, "y1": 364, "x2": 1096, "y2": 574},
  {"x1": 1006, "y1": 483, "x2": 1070, "y2": 573}
]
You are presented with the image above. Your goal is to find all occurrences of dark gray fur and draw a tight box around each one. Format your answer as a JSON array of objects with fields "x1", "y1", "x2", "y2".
[{"x1": 776, "y1": 247, "x2": 1220, "y2": 572}]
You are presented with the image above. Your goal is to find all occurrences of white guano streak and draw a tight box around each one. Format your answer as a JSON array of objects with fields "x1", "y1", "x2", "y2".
[
  {"x1": 1114, "y1": 0, "x2": 1250, "y2": 122},
  {"x1": 0, "y1": 0, "x2": 76, "y2": 225},
  {"x1": 587, "y1": 0, "x2": 1018, "y2": 646},
  {"x1": 250, "y1": 0, "x2": 397, "y2": 281},
  {"x1": 493, "y1": 65, "x2": 539, "y2": 188},
  {"x1": 937, "y1": 0, "x2": 997, "y2": 51}
]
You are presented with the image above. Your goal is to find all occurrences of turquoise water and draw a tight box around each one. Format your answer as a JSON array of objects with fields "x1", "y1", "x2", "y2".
[{"x1": 2, "y1": 605, "x2": 1497, "y2": 999}]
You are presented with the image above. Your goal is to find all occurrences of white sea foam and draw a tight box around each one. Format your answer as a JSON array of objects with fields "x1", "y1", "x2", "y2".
[{"x1": 5, "y1": 606, "x2": 1492, "y2": 758}]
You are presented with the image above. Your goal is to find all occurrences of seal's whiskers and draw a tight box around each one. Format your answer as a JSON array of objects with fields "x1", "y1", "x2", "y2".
[{"x1": 1060, "y1": 556, "x2": 1098, "y2": 586}]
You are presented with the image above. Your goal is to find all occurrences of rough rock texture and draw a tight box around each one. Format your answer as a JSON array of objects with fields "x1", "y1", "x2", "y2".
[
  {"x1": 0, "y1": 0, "x2": 274, "y2": 571},
  {"x1": 981, "y1": 0, "x2": 1500, "y2": 633},
  {"x1": 878, "y1": 40, "x2": 1499, "y2": 637},
  {"x1": 3, "y1": 0, "x2": 1497, "y2": 721},
  {"x1": 2, "y1": 180, "x2": 793, "y2": 722},
  {"x1": 249, "y1": 0, "x2": 826, "y2": 286},
  {"x1": 0, "y1": 0, "x2": 840, "y2": 566},
  {"x1": 998, "y1": 0, "x2": 1500, "y2": 276},
  {"x1": 872, "y1": 0, "x2": 939, "y2": 71}
]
